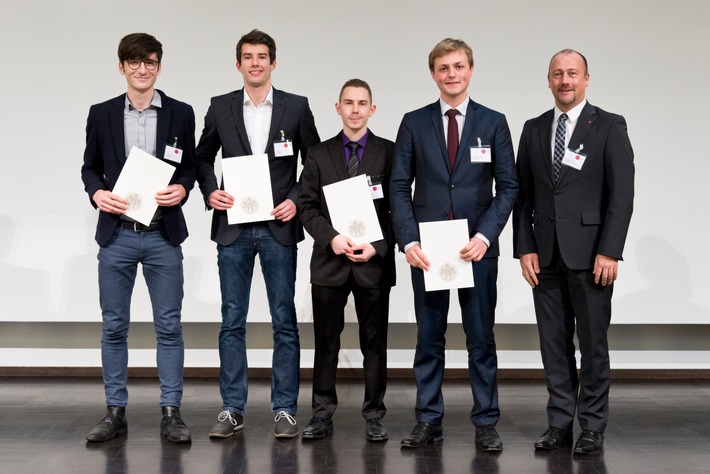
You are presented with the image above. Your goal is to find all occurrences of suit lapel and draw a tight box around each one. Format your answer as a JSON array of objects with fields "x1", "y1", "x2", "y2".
[
  {"x1": 538, "y1": 109, "x2": 555, "y2": 186},
  {"x1": 327, "y1": 134, "x2": 349, "y2": 181},
  {"x1": 109, "y1": 95, "x2": 126, "y2": 162},
  {"x1": 229, "y1": 89, "x2": 253, "y2": 155},
  {"x1": 428, "y1": 102, "x2": 450, "y2": 173},
  {"x1": 268, "y1": 88, "x2": 286, "y2": 155},
  {"x1": 559, "y1": 102, "x2": 596, "y2": 183},
  {"x1": 359, "y1": 132, "x2": 381, "y2": 177},
  {"x1": 455, "y1": 99, "x2": 477, "y2": 173},
  {"x1": 155, "y1": 91, "x2": 170, "y2": 160}
]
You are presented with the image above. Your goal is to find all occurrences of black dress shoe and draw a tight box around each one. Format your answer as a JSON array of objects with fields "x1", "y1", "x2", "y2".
[
  {"x1": 401, "y1": 423, "x2": 443, "y2": 448},
  {"x1": 86, "y1": 406, "x2": 127, "y2": 442},
  {"x1": 534, "y1": 426, "x2": 573, "y2": 450},
  {"x1": 160, "y1": 406, "x2": 192, "y2": 443},
  {"x1": 475, "y1": 424, "x2": 503, "y2": 452},
  {"x1": 365, "y1": 418, "x2": 388, "y2": 442},
  {"x1": 302, "y1": 417, "x2": 333, "y2": 439},
  {"x1": 573, "y1": 430, "x2": 603, "y2": 454}
]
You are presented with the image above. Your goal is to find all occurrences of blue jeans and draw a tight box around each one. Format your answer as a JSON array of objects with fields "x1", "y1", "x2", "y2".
[
  {"x1": 98, "y1": 227, "x2": 185, "y2": 407},
  {"x1": 217, "y1": 225, "x2": 300, "y2": 416}
]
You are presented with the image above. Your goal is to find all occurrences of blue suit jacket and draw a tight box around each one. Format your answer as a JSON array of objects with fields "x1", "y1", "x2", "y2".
[
  {"x1": 81, "y1": 90, "x2": 196, "y2": 246},
  {"x1": 390, "y1": 99, "x2": 518, "y2": 258},
  {"x1": 195, "y1": 87, "x2": 320, "y2": 247}
]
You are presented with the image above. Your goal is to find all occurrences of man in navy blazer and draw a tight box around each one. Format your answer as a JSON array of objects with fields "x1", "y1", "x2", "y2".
[
  {"x1": 81, "y1": 33, "x2": 195, "y2": 444},
  {"x1": 513, "y1": 49, "x2": 634, "y2": 454},
  {"x1": 298, "y1": 79, "x2": 395, "y2": 441},
  {"x1": 391, "y1": 38, "x2": 517, "y2": 450},
  {"x1": 195, "y1": 29, "x2": 319, "y2": 439}
]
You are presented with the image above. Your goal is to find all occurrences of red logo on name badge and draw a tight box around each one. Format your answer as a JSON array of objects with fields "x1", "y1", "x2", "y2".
[
  {"x1": 174, "y1": 149, "x2": 179, "y2": 154},
  {"x1": 481, "y1": 149, "x2": 486, "y2": 154},
  {"x1": 284, "y1": 143, "x2": 289, "y2": 148},
  {"x1": 372, "y1": 186, "x2": 378, "y2": 191},
  {"x1": 575, "y1": 155, "x2": 580, "y2": 160}
]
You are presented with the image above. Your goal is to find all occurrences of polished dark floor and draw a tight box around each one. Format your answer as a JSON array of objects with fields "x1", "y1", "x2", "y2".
[{"x1": 1, "y1": 377, "x2": 709, "y2": 473}]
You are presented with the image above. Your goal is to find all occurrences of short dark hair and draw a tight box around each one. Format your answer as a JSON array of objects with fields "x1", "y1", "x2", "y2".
[
  {"x1": 117, "y1": 33, "x2": 163, "y2": 63},
  {"x1": 428, "y1": 38, "x2": 473, "y2": 72},
  {"x1": 549, "y1": 49, "x2": 589, "y2": 76},
  {"x1": 339, "y1": 78, "x2": 372, "y2": 102},
  {"x1": 236, "y1": 29, "x2": 276, "y2": 63}
]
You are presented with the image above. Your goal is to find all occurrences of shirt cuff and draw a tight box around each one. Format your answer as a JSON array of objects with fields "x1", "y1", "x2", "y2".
[
  {"x1": 403, "y1": 241, "x2": 420, "y2": 252},
  {"x1": 474, "y1": 232, "x2": 490, "y2": 247}
]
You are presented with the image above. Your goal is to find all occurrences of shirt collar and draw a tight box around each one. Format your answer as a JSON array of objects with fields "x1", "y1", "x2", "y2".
[
  {"x1": 554, "y1": 99, "x2": 587, "y2": 124},
  {"x1": 125, "y1": 91, "x2": 161, "y2": 112},
  {"x1": 243, "y1": 86, "x2": 274, "y2": 106},
  {"x1": 439, "y1": 97, "x2": 469, "y2": 117},
  {"x1": 341, "y1": 129, "x2": 369, "y2": 148}
]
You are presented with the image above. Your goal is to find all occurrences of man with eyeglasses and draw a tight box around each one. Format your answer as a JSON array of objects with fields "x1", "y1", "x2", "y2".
[{"x1": 81, "y1": 32, "x2": 196, "y2": 444}]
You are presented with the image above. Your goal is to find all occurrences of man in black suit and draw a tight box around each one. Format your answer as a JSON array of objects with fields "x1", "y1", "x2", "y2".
[
  {"x1": 81, "y1": 33, "x2": 195, "y2": 443},
  {"x1": 298, "y1": 79, "x2": 395, "y2": 441},
  {"x1": 390, "y1": 38, "x2": 518, "y2": 450},
  {"x1": 195, "y1": 29, "x2": 319, "y2": 439},
  {"x1": 513, "y1": 49, "x2": 634, "y2": 454}
]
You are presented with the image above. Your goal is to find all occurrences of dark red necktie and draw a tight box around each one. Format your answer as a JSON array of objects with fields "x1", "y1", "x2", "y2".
[{"x1": 445, "y1": 109, "x2": 459, "y2": 169}]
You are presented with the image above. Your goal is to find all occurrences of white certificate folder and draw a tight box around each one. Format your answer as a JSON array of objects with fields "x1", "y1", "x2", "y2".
[
  {"x1": 322, "y1": 175, "x2": 383, "y2": 244},
  {"x1": 419, "y1": 219, "x2": 474, "y2": 291},
  {"x1": 112, "y1": 146, "x2": 176, "y2": 226},
  {"x1": 221, "y1": 154, "x2": 275, "y2": 224}
]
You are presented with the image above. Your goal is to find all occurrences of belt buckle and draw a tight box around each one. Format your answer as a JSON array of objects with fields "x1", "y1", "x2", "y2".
[{"x1": 133, "y1": 221, "x2": 140, "y2": 232}]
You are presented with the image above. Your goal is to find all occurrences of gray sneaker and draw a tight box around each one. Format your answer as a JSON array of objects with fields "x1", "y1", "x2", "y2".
[
  {"x1": 208, "y1": 410, "x2": 243, "y2": 438},
  {"x1": 274, "y1": 411, "x2": 298, "y2": 438}
]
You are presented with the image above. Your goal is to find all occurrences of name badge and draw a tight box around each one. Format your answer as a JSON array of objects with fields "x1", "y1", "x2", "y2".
[
  {"x1": 470, "y1": 146, "x2": 491, "y2": 163},
  {"x1": 164, "y1": 144, "x2": 183, "y2": 164},
  {"x1": 368, "y1": 176, "x2": 384, "y2": 200},
  {"x1": 562, "y1": 147, "x2": 587, "y2": 170},
  {"x1": 274, "y1": 140, "x2": 293, "y2": 157},
  {"x1": 273, "y1": 130, "x2": 293, "y2": 157}
]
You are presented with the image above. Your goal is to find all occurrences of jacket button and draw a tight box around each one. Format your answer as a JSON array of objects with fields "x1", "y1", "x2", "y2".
[
  {"x1": 443, "y1": 211, "x2": 449, "y2": 217},
  {"x1": 549, "y1": 217, "x2": 555, "y2": 221},
  {"x1": 451, "y1": 185, "x2": 455, "y2": 189}
]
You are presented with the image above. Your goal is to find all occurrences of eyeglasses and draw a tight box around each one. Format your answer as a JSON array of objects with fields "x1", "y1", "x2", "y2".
[{"x1": 125, "y1": 59, "x2": 160, "y2": 70}]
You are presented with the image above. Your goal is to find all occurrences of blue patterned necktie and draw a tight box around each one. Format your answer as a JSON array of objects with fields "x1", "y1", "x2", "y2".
[
  {"x1": 347, "y1": 142, "x2": 360, "y2": 178},
  {"x1": 553, "y1": 113, "x2": 568, "y2": 182}
]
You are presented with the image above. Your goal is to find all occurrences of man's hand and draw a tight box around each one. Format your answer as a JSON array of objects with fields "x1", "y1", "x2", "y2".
[
  {"x1": 405, "y1": 244, "x2": 430, "y2": 271},
  {"x1": 330, "y1": 234, "x2": 355, "y2": 255},
  {"x1": 594, "y1": 254, "x2": 619, "y2": 286},
  {"x1": 155, "y1": 184, "x2": 186, "y2": 207},
  {"x1": 520, "y1": 252, "x2": 541, "y2": 288},
  {"x1": 208, "y1": 190, "x2": 234, "y2": 210},
  {"x1": 272, "y1": 199, "x2": 296, "y2": 222},
  {"x1": 93, "y1": 189, "x2": 128, "y2": 215},
  {"x1": 460, "y1": 237, "x2": 488, "y2": 262},
  {"x1": 346, "y1": 243, "x2": 377, "y2": 263}
]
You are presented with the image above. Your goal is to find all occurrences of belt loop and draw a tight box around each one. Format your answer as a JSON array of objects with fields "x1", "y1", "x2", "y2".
[{"x1": 133, "y1": 221, "x2": 139, "y2": 232}]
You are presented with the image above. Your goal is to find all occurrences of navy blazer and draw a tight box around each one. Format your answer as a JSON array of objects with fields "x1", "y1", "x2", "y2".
[
  {"x1": 298, "y1": 132, "x2": 396, "y2": 289},
  {"x1": 81, "y1": 90, "x2": 196, "y2": 246},
  {"x1": 513, "y1": 102, "x2": 634, "y2": 269},
  {"x1": 195, "y1": 87, "x2": 320, "y2": 247},
  {"x1": 390, "y1": 99, "x2": 518, "y2": 258}
]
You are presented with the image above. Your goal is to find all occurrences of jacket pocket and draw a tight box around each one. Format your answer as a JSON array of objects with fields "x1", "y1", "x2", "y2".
[{"x1": 581, "y1": 211, "x2": 601, "y2": 225}]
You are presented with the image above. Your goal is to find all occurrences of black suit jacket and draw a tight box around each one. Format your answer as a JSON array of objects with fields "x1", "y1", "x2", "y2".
[
  {"x1": 298, "y1": 132, "x2": 396, "y2": 288},
  {"x1": 513, "y1": 102, "x2": 635, "y2": 269},
  {"x1": 81, "y1": 90, "x2": 196, "y2": 246},
  {"x1": 391, "y1": 99, "x2": 518, "y2": 258},
  {"x1": 195, "y1": 87, "x2": 320, "y2": 246}
]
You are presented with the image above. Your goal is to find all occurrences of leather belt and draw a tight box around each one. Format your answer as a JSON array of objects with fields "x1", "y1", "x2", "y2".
[{"x1": 120, "y1": 220, "x2": 160, "y2": 232}]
